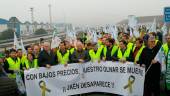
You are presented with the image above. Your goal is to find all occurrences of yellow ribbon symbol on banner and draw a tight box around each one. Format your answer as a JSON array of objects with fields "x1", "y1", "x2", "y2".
[
  {"x1": 39, "y1": 80, "x2": 51, "y2": 96},
  {"x1": 124, "y1": 75, "x2": 135, "y2": 94}
]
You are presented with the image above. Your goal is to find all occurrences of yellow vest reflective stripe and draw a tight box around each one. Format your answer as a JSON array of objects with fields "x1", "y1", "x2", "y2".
[
  {"x1": 117, "y1": 48, "x2": 131, "y2": 59},
  {"x1": 111, "y1": 46, "x2": 118, "y2": 56},
  {"x1": 21, "y1": 55, "x2": 27, "y2": 66},
  {"x1": 25, "y1": 59, "x2": 38, "y2": 69},
  {"x1": 57, "y1": 50, "x2": 70, "y2": 65},
  {"x1": 162, "y1": 43, "x2": 169, "y2": 56},
  {"x1": 103, "y1": 45, "x2": 118, "y2": 58},
  {"x1": 127, "y1": 42, "x2": 134, "y2": 51},
  {"x1": 132, "y1": 46, "x2": 136, "y2": 52},
  {"x1": 6, "y1": 57, "x2": 21, "y2": 78},
  {"x1": 134, "y1": 46, "x2": 145, "y2": 63},
  {"x1": 70, "y1": 48, "x2": 75, "y2": 55},
  {"x1": 89, "y1": 46, "x2": 103, "y2": 62},
  {"x1": 155, "y1": 40, "x2": 159, "y2": 45}
]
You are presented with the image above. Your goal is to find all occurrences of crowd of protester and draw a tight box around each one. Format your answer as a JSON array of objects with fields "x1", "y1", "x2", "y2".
[{"x1": 0, "y1": 25, "x2": 169, "y2": 96}]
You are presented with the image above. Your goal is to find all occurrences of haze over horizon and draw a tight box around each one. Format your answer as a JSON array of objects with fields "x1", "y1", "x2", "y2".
[{"x1": 0, "y1": 0, "x2": 170, "y2": 26}]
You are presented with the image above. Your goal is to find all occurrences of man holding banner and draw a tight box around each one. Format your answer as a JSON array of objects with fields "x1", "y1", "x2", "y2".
[
  {"x1": 4, "y1": 49, "x2": 22, "y2": 79},
  {"x1": 70, "y1": 42, "x2": 89, "y2": 63},
  {"x1": 56, "y1": 41, "x2": 70, "y2": 65},
  {"x1": 4, "y1": 49, "x2": 26, "y2": 95},
  {"x1": 38, "y1": 42, "x2": 57, "y2": 68},
  {"x1": 138, "y1": 34, "x2": 162, "y2": 96}
]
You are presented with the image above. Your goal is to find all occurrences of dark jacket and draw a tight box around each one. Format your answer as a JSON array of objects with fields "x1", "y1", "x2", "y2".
[
  {"x1": 0, "y1": 77, "x2": 20, "y2": 96},
  {"x1": 0, "y1": 64, "x2": 7, "y2": 77},
  {"x1": 101, "y1": 46, "x2": 113, "y2": 61},
  {"x1": 138, "y1": 41, "x2": 162, "y2": 92},
  {"x1": 38, "y1": 50, "x2": 57, "y2": 67},
  {"x1": 70, "y1": 49, "x2": 90, "y2": 63}
]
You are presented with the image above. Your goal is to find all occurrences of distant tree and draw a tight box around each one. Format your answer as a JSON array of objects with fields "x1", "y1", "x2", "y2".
[
  {"x1": 34, "y1": 28, "x2": 47, "y2": 35},
  {"x1": 0, "y1": 29, "x2": 14, "y2": 40}
]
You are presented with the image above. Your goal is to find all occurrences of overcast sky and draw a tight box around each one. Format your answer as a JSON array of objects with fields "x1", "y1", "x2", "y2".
[{"x1": 0, "y1": 0, "x2": 170, "y2": 26}]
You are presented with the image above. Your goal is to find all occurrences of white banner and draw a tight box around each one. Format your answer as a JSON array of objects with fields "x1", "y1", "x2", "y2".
[{"x1": 24, "y1": 61, "x2": 145, "y2": 96}]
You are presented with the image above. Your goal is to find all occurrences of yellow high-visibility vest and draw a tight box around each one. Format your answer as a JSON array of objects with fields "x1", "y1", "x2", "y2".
[
  {"x1": 162, "y1": 43, "x2": 169, "y2": 56},
  {"x1": 21, "y1": 55, "x2": 26, "y2": 66},
  {"x1": 70, "y1": 48, "x2": 75, "y2": 55},
  {"x1": 6, "y1": 57, "x2": 21, "y2": 78},
  {"x1": 156, "y1": 40, "x2": 159, "y2": 45},
  {"x1": 127, "y1": 42, "x2": 134, "y2": 51},
  {"x1": 89, "y1": 46, "x2": 103, "y2": 62},
  {"x1": 117, "y1": 48, "x2": 131, "y2": 60},
  {"x1": 25, "y1": 59, "x2": 38, "y2": 69},
  {"x1": 132, "y1": 45, "x2": 145, "y2": 63},
  {"x1": 57, "y1": 50, "x2": 70, "y2": 65},
  {"x1": 103, "y1": 45, "x2": 118, "y2": 58}
]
